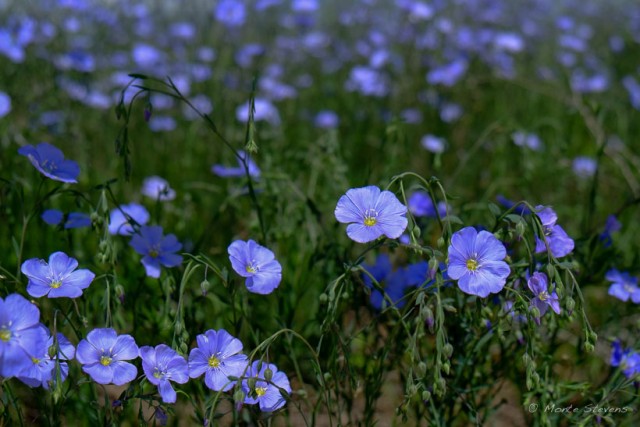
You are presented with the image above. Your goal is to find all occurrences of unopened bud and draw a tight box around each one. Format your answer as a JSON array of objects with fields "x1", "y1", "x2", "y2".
[
  {"x1": 443, "y1": 343, "x2": 453, "y2": 359},
  {"x1": 264, "y1": 368, "x2": 273, "y2": 382},
  {"x1": 200, "y1": 280, "x2": 211, "y2": 296},
  {"x1": 565, "y1": 296, "x2": 575, "y2": 313}
]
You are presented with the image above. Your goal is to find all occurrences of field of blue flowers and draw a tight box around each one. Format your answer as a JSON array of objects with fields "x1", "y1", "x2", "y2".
[{"x1": 1, "y1": 0, "x2": 640, "y2": 426}]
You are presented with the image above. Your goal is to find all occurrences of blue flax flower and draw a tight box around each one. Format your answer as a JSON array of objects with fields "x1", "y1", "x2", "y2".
[
  {"x1": 334, "y1": 186, "x2": 408, "y2": 243},
  {"x1": 527, "y1": 272, "x2": 561, "y2": 321},
  {"x1": 611, "y1": 341, "x2": 640, "y2": 379},
  {"x1": 109, "y1": 203, "x2": 150, "y2": 236},
  {"x1": 599, "y1": 215, "x2": 621, "y2": 247},
  {"x1": 606, "y1": 269, "x2": 640, "y2": 303},
  {"x1": 42, "y1": 209, "x2": 64, "y2": 225},
  {"x1": 64, "y1": 212, "x2": 91, "y2": 229},
  {"x1": 408, "y1": 191, "x2": 447, "y2": 218},
  {"x1": 212, "y1": 150, "x2": 261, "y2": 179},
  {"x1": 188, "y1": 329, "x2": 248, "y2": 391},
  {"x1": 141, "y1": 176, "x2": 176, "y2": 201},
  {"x1": 17, "y1": 327, "x2": 75, "y2": 389},
  {"x1": 362, "y1": 254, "x2": 407, "y2": 310},
  {"x1": 21, "y1": 251, "x2": 95, "y2": 298},
  {"x1": 447, "y1": 227, "x2": 510, "y2": 297},
  {"x1": 129, "y1": 226, "x2": 183, "y2": 278},
  {"x1": 76, "y1": 328, "x2": 138, "y2": 385},
  {"x1": 534, "y1": 206, "x2": 574, "y2": 258},
  {"x1": 228, "y1": 240, "x2": 282, "y2": 294},
  {"x1": 242, "y1": 360, "x2": 291, "y2": 412},
  {"x1": 0, "y1": 294, "x2": 47, "y2": 378},
  {"x1": 139, "y1": 344, "x2": 189, "y2": 403},
  {"x1": 18, "y1": 143, "x2": 80, "y2": 183}
]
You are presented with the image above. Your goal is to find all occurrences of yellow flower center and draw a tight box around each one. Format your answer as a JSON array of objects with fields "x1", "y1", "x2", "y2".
[
  {"x1": 50, "y1": 280, "x2": 62, "y2": 289},
  {"x1": 208, "y1": 355, "x2": 221, "y2": 368},
  {"x1": 149, "y1": 249, "x2": 159, "y2": 258},
  {"x1": 100, "y1": 355, "x2": 112, "y2": 366},
  {"x1": 153, "y1": 369, "x2": 163, "y2": 379},
  {"x1": 256, "y1": 386, "x2": 267, "y2": 397},
  {"x1": 0, "y1": 329, "x2": 10, "y2": 342},
  {"x1": 246, "y1": 264, "x2": 257, "y2": 273},
  {"x1": 31, "y1": 357, "x2": 41, "y2": 365},
  {"x1": 363, "y1": 209, "x2": 378, "y2": 227},
  {"x1": 539, "y1": 291, "x2": 549, "y2": 301},
  {"x1": 466, "y1": 259, "x2": 479, "y2": 271}
]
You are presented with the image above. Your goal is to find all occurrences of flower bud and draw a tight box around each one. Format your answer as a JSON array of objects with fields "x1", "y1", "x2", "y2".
[
  {"x1": 442, "y1": 362, "x2": 450, "y2": 375},
  {"x1": 443, "y1": 343, "x2": 454, "y2": 359},
  {"x1": 264, "y1": 368, "x2": 273, "y2": 382},
  {"x1": 233, "y1": 389, "x2": 246, "y2": 403},
  {"x1": 319, "y1": 293, "x2": 328, "y2": 304},
  {"x1": 247, "y1": 378, "x2": 257, "y2": 390},
  {"x1": 565, "y1": 296, "x2": 575, "y2": 313},
  {"x1": 422, "y1": 390, "x2": 431, "y2": 402},
  {"x1": 200, "y1": 280, "x2": 211, "y2": 296},
  {"x1": 115, "y1": 284, "x2": 125, "y2": 304},
  {"x1": 585, "y1": 342, "x2": 595, "y2": 353}
]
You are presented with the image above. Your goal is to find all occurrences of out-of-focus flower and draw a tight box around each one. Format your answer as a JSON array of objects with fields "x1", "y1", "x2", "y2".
[
  {"x1": 606, "y1": 269, "x2": 640, "y2": 303},
  {"x1": 314, "y1": 110, "x2": 340, "y2": 129},
  {"x1": 236, "y1": 98, "x2": 280, "y2": 125},
  {"x1": 141, "y1": 176, "x2": 176, "y2": 201},
  {"x1": 572, "y1": 156, "x2": 597, "y2": 179},
  {"x1": 426, "y1": 59, "x2": 468, "y2": 87},
  {"x1": 215, "y1": 0, "x2": 246, "y2": 27},
  {"x1": 610, "y1": 341, "x2": 640, "y2": 379},
  {"x1": 64, "y1": 212, "x2": 91, "y2": 229},
  {"x1": 108, "y1": 203, "x2": 150, "y2": 236},
  {"x1": 0, "y1": 91, "x2": 11, "y2": 118},
  {"x1": 18, "y1": 143, "x2": 80, "y2": 183},
  {"x1": 511, "y1": 131, "x2": 542, "y2": 151},
  {"x1": 421, "y1": 134, "x2": 446, "y2": 153},
  {"x1": 335, "y1": 186, "x2": 408, "y2": 243},
  {"x1": 408, "y1": 191, "x2": 447, "y2": 218},
  {"x1": 21, "y1": 251, "x2": 95, "y2": 299},
  {"x1": 212, "y1": 150, "x2": 260, "y2": 179}
]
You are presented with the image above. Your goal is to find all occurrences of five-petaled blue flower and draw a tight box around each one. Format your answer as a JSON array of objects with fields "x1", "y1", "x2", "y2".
[
  {"x1": 606, "y1": 269, "x2": 640, "y2": 303},
  {"x1": 334, "y1": 186, "x2": 408, "y2": 243},
  {"x1": 188, "y1": 329, "x2": 248, "y2": 392},
  {"x1": 129, "y1": 226, "x2": 183, "y2": 278},
  {"x1": 139, "y1": 344, "x2": 189, "y2": 403},
  {"x1": 447, "y1": 227, "x2": 511, "y2": 297},
  {"x1": 0, "y1": 294, "x2": 48, "y2": 378},
  {"x1": 534, "y1": 206, "x2": 574, "y2": 258},
  {"x1": 76, "y1": 328, "x2": 139, "y2": 385},
  {"x1": 17, "y1": 326, "x2": 75, "y2": 389},
  {"x1": 527, "y1": 272, "x2": 561, "y2": 322},
  {"x1": 109, "y1": 203, "x2": 150, "y2": 236},
  {"x1": 21, "y1": 251, "x2": 95, "y2": 299},
  {"x1": 228, "y1": 240, "x2": 282, "y2": 294},
  {"x1": 18, "y1": 142, "x2": 80, "y2": 183},
  {"x1": 242, "y1": 360, "x2": 291, "y2": 412}
]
